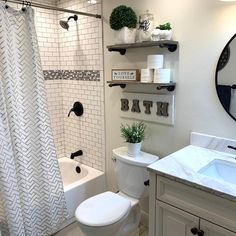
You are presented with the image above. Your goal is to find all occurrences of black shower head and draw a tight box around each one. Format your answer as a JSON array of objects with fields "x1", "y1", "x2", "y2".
[
  {"x1": 59, "y1": 20, "x2": 69, "y2": 30},
  {"x1": 59, "y1": 15, "x2": 78, "y2": 30}
]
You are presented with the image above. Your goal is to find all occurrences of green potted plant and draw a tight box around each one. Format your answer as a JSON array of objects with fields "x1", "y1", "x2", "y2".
[
  {"x1": 151, "y1": 22, "x2": 173, "y2": 41},
  {"x1": 109, "y1": 5, "x2": 138, "y2": 44},
  {"x1": 120, "y1": 121, "x2": 146, "y2": 156}
]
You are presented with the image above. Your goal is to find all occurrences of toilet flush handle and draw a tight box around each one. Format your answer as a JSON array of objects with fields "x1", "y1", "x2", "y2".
[
  {"x1": 144, "y1": 180, "x2": 150, "y2": 186},
  {"x1": 112, "y1": 157, "x2": 116, "y2": 162}
]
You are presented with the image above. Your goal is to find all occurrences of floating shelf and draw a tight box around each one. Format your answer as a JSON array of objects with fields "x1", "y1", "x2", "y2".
[
  {"x1": 107, "y1": 40, "x2": 178, "y2": 55},
  {"x1": 107, "y1": 81, "x2": 176, "y2": 92}
]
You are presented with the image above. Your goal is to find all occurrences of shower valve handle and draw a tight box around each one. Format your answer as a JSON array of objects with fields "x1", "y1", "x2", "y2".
[{"x1": 68, "y1": 102, "x2": 84, "y2": 117}]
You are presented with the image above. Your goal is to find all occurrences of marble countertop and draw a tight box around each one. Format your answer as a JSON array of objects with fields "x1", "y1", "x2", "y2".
[{"x1": 148, "y1": 145, "x2": 236, "y2": 201}]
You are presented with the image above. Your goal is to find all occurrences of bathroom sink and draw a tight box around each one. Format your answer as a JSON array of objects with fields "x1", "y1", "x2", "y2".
[{"x1": 198, "y1": 159, "x2": 236, "y2": 185}]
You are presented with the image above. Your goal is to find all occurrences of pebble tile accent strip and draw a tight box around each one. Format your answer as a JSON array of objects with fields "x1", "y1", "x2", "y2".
[{"x1": 43, "y1": 70, "x2": 100, "y2": 81}]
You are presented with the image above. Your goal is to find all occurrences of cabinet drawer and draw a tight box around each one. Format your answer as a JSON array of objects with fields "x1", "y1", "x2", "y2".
[{"x1": 156, "y1": 175, "x2": 236, "y2": 233}]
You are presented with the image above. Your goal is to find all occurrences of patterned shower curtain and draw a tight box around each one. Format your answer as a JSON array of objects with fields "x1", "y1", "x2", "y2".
[{"x1": 0, "y1": 3, "x2": 68, "y2": 236}]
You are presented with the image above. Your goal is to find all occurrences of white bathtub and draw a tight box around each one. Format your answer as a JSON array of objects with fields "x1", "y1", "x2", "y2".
[{"x1": 58, "y1": 157, "x2": 105, "y2": 227}]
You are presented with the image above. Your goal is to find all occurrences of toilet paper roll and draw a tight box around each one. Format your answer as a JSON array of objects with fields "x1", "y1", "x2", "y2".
[
  {"x1": 147, "y1": 55, "x2": 164, "y2": 69},
  {"x1": 153, "y1": 69, "x2": 171, "y2": 83},
  {"x1": 141, "y1": 69, "x2": 154, "y2": 83}
]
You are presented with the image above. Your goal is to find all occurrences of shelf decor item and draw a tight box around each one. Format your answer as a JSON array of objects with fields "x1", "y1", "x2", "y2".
[
  {"x1": 151, "y1": 22, "x2": 173, "y2": 41},
  {"x1": 112, "y1": 69, "x2": 140, "y2": 82},
  {"x1": 153, "y1": 69, "x2": 171, "y2": 83},
  {"x1": 109, "y1": 5, "x2": 138, "y2": 44},
  {"x1": 120, "y1": 121, "x2": 146, "y2": 157},
  {"x1": 140, "y1": 69, "x2": 153, "y2": 83},
  {"x1": 138, "y1": 10, "x2": 154, "y2": 42}
]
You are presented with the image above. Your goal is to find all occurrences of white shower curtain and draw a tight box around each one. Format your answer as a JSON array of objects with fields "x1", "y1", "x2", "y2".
[{"x1": 0, "y1": 3, "x2": 68, "y2": 236}]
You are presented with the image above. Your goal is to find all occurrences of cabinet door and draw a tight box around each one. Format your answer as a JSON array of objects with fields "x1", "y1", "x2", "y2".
[
  {"x1": 200, "y1": 219, "x2": 236, "y2": 236},
  {"x1": 156, "y1": 200, "x2": 199, "y2": 236}
]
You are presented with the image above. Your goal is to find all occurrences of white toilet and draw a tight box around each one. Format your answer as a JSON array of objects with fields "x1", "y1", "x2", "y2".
[{"x1": 75, "y1": 146, "x2": 159, "y2": 236}]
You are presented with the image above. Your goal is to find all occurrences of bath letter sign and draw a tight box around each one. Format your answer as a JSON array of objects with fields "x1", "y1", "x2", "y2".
[{"x1": 120, "y1": 92, "x2": 175, "y2": 125}]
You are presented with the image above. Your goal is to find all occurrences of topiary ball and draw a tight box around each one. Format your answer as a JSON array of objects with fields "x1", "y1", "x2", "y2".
[{"x1": 109, "y1": 5, "x2": 137, "y2": 31}]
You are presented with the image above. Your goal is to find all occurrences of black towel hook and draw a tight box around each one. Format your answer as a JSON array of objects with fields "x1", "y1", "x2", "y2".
[{"x1": 231, "y1": 84, "x2": 236, "y2": 89}]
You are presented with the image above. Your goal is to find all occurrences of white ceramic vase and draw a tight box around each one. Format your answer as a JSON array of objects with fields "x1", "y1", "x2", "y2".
[
  {"x1": 127, "y1": 142, "x2": 142, "y2": 157},
  {"x1": 151, "y1": 29, "x2": 173, "y2": 41},
  {"x1": 114, "y1": 27, "x2": 137, "y2": 44}
]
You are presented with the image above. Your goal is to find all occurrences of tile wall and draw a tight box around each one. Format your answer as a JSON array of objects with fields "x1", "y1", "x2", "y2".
[
  {"x1": 56, "y1": 0, "x2": 104, "y2": 170},
  {"x1": 8, "y1": 0, "x2": 105, "y2": 170}
]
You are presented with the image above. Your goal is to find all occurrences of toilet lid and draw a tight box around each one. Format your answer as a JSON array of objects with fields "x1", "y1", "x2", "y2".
[{"x1": 75, "y1": 191, "x2": 131, "y2": 227}]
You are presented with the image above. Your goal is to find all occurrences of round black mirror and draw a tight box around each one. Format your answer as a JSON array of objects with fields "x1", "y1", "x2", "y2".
[{"x1": 216, "y1": 34, "x2": 236, "y2": 121}]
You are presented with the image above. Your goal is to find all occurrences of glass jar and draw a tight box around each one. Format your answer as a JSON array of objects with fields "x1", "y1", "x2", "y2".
[{"x1": 138, "y1": 10, "x2": 154, "y2": 42}]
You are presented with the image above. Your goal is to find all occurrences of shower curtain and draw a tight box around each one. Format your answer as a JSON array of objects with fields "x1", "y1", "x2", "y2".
[{"x1": 0, "y1": 3, "x2": 68, "y2": 236}]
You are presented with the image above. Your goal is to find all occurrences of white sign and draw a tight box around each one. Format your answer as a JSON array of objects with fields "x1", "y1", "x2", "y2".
[
  {"x1": 112, "y1": 69, "x2": 139, "y2": 81},
  {"x1": 120, "y1": 92, "x2": 175, "y2": 125}
]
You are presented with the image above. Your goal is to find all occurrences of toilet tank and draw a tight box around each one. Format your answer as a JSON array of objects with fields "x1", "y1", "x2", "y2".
[{"x1": 112, "y1": 147, "x2": 159, "y2": 199}]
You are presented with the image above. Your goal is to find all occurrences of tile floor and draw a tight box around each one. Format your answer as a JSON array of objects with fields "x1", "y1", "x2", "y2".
[{"x1": 54, "y1": 222, "x2": 148, "y2": 236}]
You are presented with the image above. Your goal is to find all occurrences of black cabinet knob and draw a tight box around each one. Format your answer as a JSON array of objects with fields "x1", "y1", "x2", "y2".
[
  {"x1": 198, "y1": 230, "x2": 204, "y2": 236},
  {"x1": 191, "y1": 227, "x2": 199, "y2": 235}
]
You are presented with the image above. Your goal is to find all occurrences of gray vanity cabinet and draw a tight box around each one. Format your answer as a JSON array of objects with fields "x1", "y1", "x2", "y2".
[{"x1": 149, "y1": 173, "x2": 236, "y2": 236}]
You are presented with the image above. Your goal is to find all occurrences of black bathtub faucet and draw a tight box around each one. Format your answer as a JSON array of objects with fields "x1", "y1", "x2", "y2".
[
  {"x1": 228, "y1": 145, "x2": 236, "y2": 151},
  {"x1": 70, "y1": 150, "x2": 83, "y2": 159}
]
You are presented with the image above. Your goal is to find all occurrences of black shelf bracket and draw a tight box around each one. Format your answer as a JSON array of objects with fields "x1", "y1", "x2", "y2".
[
  {"x1": 156, "y1": 84, "x2": 176, "y2": 92},
  {"x1": 108, "y1": 48, "x2": 126, "y2": 55},
  {"x1": 159, "y1": 43, "x2": 178, "y2": 52},
  {"x1": 108, "y1": 83, "x2": 126, "y2": 88}
]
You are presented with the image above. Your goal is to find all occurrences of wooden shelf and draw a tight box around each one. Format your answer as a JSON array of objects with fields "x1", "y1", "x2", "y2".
[
  {"x1": 107, "y1": 81, "x2": 176, "y2": 92},
  {"x1": 107, "y1": 40, "x2": 178, "y2": 55}
]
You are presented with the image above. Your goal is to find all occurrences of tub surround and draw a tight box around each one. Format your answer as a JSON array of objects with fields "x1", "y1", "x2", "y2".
[{"x1": 148, "y1": 132, "x2": 236, "y2": 201}]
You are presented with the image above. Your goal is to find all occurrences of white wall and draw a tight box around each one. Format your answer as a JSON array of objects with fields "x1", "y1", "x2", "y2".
[{"x1": 103, "y1": 0, "x2": 236, "y2": 192}]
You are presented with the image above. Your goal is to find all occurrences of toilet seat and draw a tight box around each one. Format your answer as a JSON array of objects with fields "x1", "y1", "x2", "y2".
[{"x1": 75, "y1": 191, "x2": 131, "y2": 227}]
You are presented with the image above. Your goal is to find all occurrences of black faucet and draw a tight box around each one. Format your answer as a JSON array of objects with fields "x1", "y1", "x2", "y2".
[
  {"x1": 228, "y1": 145, "x2": 236, "y2": 151},
  {"x1": 70, "y1": 150, "x2": 83, "y2": 159}
]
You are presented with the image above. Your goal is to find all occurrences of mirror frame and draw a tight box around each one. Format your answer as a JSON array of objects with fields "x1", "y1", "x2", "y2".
[{"x1": 215, "y1": 33, "x2": 236, "y2": 122}]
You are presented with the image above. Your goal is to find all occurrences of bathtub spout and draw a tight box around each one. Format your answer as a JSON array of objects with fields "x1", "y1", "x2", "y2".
[{"x1": 70, "y1": 150, "x2": 83, "y2": 159}]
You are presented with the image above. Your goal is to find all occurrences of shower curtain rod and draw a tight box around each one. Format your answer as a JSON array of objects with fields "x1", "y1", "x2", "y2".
[{"x1": 2, "y1": 0, "x2": 102, "y2": 18}]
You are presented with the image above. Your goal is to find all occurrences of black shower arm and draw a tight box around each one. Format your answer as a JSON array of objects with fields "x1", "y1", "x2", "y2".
[{"x1": 68, "y1": 15, "x2": 78, "y2": 22}]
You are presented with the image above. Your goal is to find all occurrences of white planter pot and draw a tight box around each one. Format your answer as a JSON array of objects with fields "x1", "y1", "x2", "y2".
[
  {"x1": 114, "y1": 27, "x2": 136, "y2": 44},
  {"x1": 127, "y1": 142, "x2": 142, "y2": 157},
  {"x1": 151, "y1": 29, "x2": 173, "y2": 41}
]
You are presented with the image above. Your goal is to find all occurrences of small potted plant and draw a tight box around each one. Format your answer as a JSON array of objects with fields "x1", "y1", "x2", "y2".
[
  {"x1": 109, "y1": 5, "x2": 138, "y2": 44},
  {"x1": 120, "y1": 121, "x2": 146, "y2": 157},
  {"x1": 151, "y1": 22, "x2": 173, "y2": 41}
]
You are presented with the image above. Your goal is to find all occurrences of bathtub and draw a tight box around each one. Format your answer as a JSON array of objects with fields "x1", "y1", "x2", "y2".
[{"x1": 58, "y1": 157, "x2": 105, "y2": 227}]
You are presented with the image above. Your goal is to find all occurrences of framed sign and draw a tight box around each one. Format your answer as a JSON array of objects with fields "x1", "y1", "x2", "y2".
[
  {"x1": 120, "y1": 92, "x2": 175, "y2": 125},
  {"x1": 112, "y1": 69, "x2": 140, "y2": 81}
]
